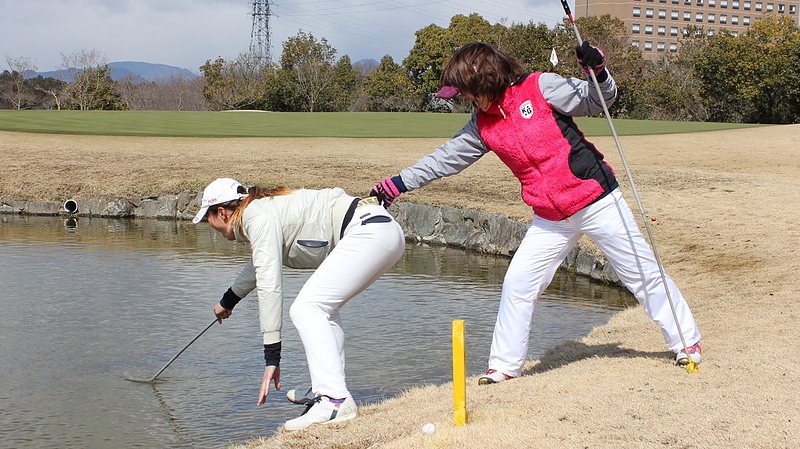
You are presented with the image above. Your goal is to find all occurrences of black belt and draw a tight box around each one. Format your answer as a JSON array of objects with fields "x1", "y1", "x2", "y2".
[{"x1": 340, "y1": 197, "x2": 385, "y2": 239}]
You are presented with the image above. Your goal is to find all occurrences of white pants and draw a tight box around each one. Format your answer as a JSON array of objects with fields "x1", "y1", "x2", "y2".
[
  {"x1": 488, "y1": 189, "x2": 701, "y2": 376},
  {"x1": 289, "y1": 205, "x2": 405, "y2": 399}
]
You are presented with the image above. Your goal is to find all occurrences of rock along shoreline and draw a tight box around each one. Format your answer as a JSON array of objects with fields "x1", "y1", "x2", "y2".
[{"x1": 1, "y1": 194, "x2": 621, "y2": 286}]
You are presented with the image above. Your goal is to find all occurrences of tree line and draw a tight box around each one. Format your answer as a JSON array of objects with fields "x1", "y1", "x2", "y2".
[{"x1": 2, "y1": 14, "x2": 799, "y2": 123}]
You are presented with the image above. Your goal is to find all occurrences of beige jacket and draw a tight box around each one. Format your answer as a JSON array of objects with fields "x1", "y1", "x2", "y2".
[{"x1": 228, "y1": 188, "x2": 356, "y2": 344}]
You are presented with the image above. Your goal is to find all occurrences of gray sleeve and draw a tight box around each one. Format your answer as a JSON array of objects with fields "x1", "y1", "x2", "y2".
[
  {"x1": 538, "y1": 71, "x2": 617, "y2": 117},
  {"x1": 398, "y1": 115, "x2": 490, "y2": 191}
]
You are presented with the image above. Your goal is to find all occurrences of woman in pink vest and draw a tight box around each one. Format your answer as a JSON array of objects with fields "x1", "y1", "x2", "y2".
[{"x1": 370, "y1": 42, "x2": 701, "y2": 384}]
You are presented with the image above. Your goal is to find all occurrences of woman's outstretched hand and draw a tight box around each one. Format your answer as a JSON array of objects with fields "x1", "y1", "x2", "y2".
[
  {"x1": 257, "y1": 365, "x2": 281, "y2": 406},
  {"x1": 213, "y1": 303, "x2": 232, "y2": 324}
]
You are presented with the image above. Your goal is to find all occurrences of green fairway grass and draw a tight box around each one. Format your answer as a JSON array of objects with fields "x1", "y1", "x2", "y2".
[{"x1": 0, "y1": 110, "x2": 766, "y2": 138}]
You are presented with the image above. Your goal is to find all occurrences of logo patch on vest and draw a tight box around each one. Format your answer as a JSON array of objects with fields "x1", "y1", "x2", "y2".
[{"x1": 519, "y1": 100, "x2": 534, "y2": 119}]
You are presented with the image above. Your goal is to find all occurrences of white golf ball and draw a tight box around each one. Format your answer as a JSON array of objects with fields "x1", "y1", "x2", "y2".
[{"x1": 422, "y1": 423, "x2": 436, "y2": 434}]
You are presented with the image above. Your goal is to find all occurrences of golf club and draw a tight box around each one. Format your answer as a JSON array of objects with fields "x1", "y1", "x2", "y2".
[
  {"x1": 127, "y1": 318, "x2": 218, "y2": 383},
  {"x1": 559, "y1": 0, "x2": 699, "y2": 373}
]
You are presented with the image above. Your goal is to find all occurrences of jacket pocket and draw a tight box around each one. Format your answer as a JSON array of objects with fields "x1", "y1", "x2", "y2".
[
  {"x1": 288, "y1": 239, "x2": 329, "y2": 269},
  {"x1": 296, "y1": 240, "x2": 329, "y2": 248}
]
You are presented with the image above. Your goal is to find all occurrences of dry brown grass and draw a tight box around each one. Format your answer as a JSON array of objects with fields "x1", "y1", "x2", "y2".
[{"x1": 3, "y1": 125, "x2": 799, "y2": 448}]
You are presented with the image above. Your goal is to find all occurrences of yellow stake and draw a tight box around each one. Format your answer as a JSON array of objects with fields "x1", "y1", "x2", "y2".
[{"x1": 452, "y1": 319, "x2": 467, "y2": 427}]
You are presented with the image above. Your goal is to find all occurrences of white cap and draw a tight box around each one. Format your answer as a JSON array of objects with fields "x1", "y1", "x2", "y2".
[{"x1": 192, "y1": 178, "x2": 247, "y2": 224}]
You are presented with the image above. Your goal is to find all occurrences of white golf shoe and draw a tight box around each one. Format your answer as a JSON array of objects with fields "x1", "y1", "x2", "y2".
[
  {"x1": 478, "y1": 369, "x2": 516, "y2": 385},
  {"x1": 286, "y1": 387, "x2": 315, "y2": 405},
  {"x1": 675, "y1": 342, "x2": 702, "y2": 365},
  {"x1": 283, "y1": 396, "x2": 357, "y2": 431}
]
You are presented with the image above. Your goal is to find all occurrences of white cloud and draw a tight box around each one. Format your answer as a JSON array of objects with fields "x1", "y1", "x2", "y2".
[{"x1": 1, "y1": 0, "x2": 567, "y2": 73}]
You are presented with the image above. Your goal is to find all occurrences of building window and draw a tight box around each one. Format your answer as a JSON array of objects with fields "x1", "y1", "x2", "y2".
[
  {"x1": 778, "y1": 4, "x2": 784, "y2": 13},
  {"x1": 707, "y1": 28, "x2": 715, "y2": 35},
  {"x1": 743, "y1": 15, "x2": 750, "y2": 24},
  {"x1": 732, "y1": 30, "x2": 738, "y2": 37},
  {"x1": 670, "y1": 42, "x2": 679, "y2": 52},
  {"x1": 646, "y1": 24, "x2": 654, "y2": 33},
  {"x1": 672, "y1": 9, "x2": 680, "y2": 18},
  {"x1": 673, "y1": 0, "x2": 680, "y2": 3},
  {"x1": 732, "y1": 14, "x2": 739, "y2": 23},
  {"x1": 732, "y1": 0, "x2": 740, "y2": 8},
  {"x1": 744, "y1": 1, "x2": 751, "y2": 9},
  {"x1": 709, "y1": 0, "x2": 716, "y2": 5},
  {"x1": 657, "y1": 42, "x2": 666, "y2": 51},
  {"x1": 697, "y1": 0, "x2": 703, "y2": 5},
  {"x1": 634, "y1": 6, "x2": 641, "y2": 16},
  {"x1": 766, "y1": 3, "x2": 773, "y2": 11},
  {"x1": 633, "y1": 23, "x2": 641, "y2": 33},
  {"x1": 721, "y1": 0, "x2": 728, "y2": 6},
  {"x1": 685, "y1": 0, "x2": 692, "y2": 4},
  {"x1": 659, "y1": 9, "x2": 667, "y2": 18},
  {"x1": 658, "y1": 25, "x2": 666, "y2": 34},
  {"x1": 790, "y1": 5, "x2": 796, "y2": 14},
  {"x1": 708, "y1": 13, "x2": 716, "y2": 21},
  {"x1": 696, "y1": 12, "x2": 704, "y2": 20},
  {"x1": 671, "y1": 26, "x2": 679, "y2": 35},
  {"x1": 644, "y1": 41, "x2": 653, "y2": 51},
  {"x1": 632, "y1": 40, "x2": 640, "y2": 48},
  {"x1": 684, "y1": 11, "x2": 692, "y2": 19},
  {"x1": 755, "y1": 2, "x2": 762, "y2": 10},
  {"x1": 646, "y1": 7, "x2": 654, "y2": 17},
  {"x1": 720, "y1": 14, "x2": 728, "y2": 22}
]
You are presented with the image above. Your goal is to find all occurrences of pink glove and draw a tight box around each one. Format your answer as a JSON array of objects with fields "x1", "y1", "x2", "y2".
[
  {"x1": 370, "y1": 177, "x2": 403, "y2": 208},
  {"x1": 575, "y1": 41, "x2": 606, "y2": 77}
]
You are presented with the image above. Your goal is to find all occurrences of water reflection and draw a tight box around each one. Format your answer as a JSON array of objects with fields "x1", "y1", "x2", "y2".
[{"x1": 0, "y1": 214, "x2": 635, "y2": 448}]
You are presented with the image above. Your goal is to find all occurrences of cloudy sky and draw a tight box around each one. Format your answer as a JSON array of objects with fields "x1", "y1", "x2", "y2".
[{"x1": 1, "y1": 0, "x2": 569, "y2": 74}]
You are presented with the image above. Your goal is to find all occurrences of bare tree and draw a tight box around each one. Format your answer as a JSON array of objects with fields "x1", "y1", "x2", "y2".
[
  {"x1": 200, "y1": 53, "x2": 267, "y2": 110},
  {"x1": 118, "y1": 74, "x2": 207, "y2": 111},
  {"x1": 4, "y1": 54, "x2": 37, "y2": 109},
  {"x1": 37, "y1": 86, "x2": 64, "y2": 110},
  {"x1": 59, "y1": 49, "x2": 125, "y2": 110}
]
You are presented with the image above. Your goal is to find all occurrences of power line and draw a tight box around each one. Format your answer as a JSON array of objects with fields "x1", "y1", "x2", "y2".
[{"x1": 267, "y1": 0, "x2": 564, "y2": 62}]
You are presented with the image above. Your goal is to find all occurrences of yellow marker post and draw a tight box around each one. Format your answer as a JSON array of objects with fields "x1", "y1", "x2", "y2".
[{"x1": 452, "y1": 319, "x2": 466, "y2": 427}]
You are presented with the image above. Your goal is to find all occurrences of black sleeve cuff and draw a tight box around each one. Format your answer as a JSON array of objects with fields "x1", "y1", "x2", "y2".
[
  {"x1": 264, "y1": 342, "x2": 281, "y2": 366},
  {"x1": 219, "y1": 287, "x2": 242, "y2": 310},
  {"x1": 595, "y1": 68, "x2": 609, "y2": 83}
]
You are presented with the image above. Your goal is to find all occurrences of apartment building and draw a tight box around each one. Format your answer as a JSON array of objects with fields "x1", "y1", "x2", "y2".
[{"x1": 574, "y1": 0, "x2": 800, "y2": 60}]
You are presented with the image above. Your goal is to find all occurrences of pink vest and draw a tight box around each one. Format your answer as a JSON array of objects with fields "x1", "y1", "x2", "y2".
[{"x1": 477, "y1": 73, "x2": 607, "y2": 221}]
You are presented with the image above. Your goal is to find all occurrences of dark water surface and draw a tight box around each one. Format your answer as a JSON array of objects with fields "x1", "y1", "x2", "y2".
[{"x1": 0, "y1": 215, "x2": 635, "y2": 448}]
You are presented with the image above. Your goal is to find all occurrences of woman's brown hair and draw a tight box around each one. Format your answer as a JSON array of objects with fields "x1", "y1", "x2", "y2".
[
  {"x1": 209, "y1": 185, "x2": 293, "y2": 239},
  {"x1": 440, "y1": 43, "x2": 523, "y2": 103}
]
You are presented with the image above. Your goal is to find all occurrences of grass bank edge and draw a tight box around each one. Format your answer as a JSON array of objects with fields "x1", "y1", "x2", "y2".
[{"x1": 0, "y1": 110, "x2": 767, "y2": 138}]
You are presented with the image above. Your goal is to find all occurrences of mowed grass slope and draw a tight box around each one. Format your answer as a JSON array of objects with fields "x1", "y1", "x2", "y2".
[{"x1": 0, "y1": 110, "x2": 765, "y2": 138}]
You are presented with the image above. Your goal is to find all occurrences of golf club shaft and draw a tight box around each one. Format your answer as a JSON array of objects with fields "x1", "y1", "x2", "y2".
[
  {"x1": 559, "y1": 0, "x2": 692, "y2": 354},
  {"x1": 148, "y1": 318, "x2": 218, "y2": 382}
]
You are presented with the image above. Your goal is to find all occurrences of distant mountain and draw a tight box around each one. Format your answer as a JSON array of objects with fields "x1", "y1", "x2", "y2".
[
  {"x1": 33, "y1": 61, "x2": 199, "y2": 82},
  {"x1": 353, "y1": 58, "x2": 379, "y2": 77}
]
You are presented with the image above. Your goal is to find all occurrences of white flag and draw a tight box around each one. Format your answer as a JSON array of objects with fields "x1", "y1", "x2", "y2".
[{"x1": 550, "y1": 48, "x2": 558, "y2": 67}]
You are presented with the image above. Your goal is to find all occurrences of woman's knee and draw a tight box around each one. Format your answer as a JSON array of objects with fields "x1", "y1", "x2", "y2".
[{"x1": 290, "y1": 299, "x2": 321, "y2": 323}]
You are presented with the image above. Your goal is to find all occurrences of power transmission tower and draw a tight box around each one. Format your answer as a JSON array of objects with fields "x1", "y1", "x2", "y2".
[{"x1": 249, "y1": 0, "x2": 274, "y2": 67}]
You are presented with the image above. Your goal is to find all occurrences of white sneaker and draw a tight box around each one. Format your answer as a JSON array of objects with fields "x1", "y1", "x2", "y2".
[
  {"x1": 283, "y1": 396, "x2": 358, "y2": 431},
  {"x1": 478, "y1": 369, "x2": 516, "y2": 385},
  {"x1": 675, "y1": 342, "x2": 702, "y2": 365},
  {"x1": 286, "y1": 387, "x2": 315, "y2": 405}
]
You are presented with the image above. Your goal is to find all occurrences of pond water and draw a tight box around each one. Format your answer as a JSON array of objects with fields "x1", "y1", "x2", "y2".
[{"x1": 0, "y1": 214, "x2": 635, "y2": 448}]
